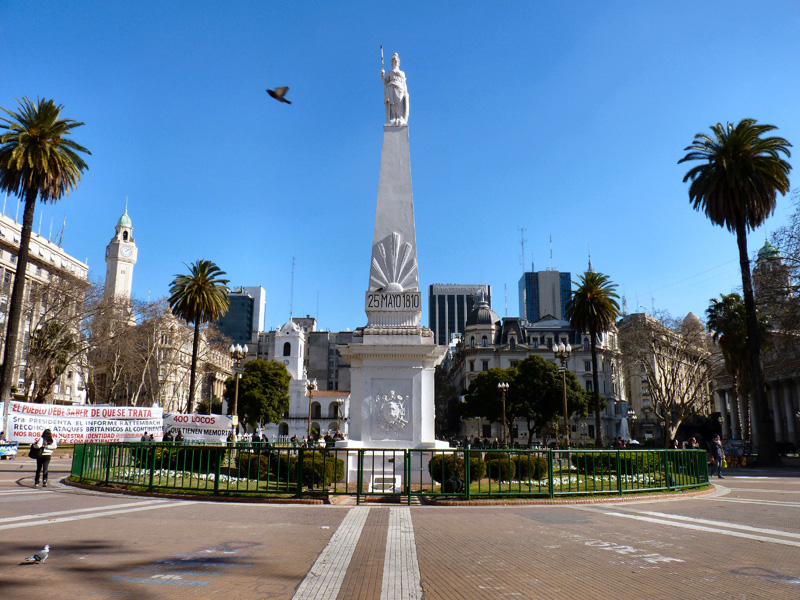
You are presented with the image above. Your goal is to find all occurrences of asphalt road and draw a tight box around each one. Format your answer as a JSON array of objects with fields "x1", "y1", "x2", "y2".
[{"x1": 1, "y1": 457, "x2": 798, "y2": 599}]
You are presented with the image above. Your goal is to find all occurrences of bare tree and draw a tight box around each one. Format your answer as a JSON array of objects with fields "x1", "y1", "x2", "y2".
[{"x1": 619, "y1": 312, "x2": 719, "y2": 444}]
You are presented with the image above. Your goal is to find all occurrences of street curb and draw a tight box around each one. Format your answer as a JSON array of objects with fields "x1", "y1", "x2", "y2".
[
  {"x1": 422, "y1": 485, "x2": 716, "y2": 506},
  {"x1": 63, "y1": 478, "x2": 326, "y2": 504}
]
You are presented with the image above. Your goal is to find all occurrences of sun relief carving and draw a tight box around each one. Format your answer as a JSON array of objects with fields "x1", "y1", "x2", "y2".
[{"x1": 370, "y1": 232, "x2": 418, "y2": 292}]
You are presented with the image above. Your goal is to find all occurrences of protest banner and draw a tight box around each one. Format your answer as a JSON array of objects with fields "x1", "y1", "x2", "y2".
[
  {"x1": 164, "y1": 414, "x2": 233, "y2": 443},
  {"x1": 5, "y1": 401, "x2": 164, "y2": 444}
]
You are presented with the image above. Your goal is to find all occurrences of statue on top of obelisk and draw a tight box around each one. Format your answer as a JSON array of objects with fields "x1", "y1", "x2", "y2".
[{"x1": 380, "y1": 50, "x2": 409, "y2": 126}]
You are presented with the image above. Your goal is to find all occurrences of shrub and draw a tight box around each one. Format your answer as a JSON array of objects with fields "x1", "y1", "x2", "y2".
[
  {"x1": 134, "y1": 445, "x2": 226, "y2": 474},
  {"x1": 515, "y1": 454, "x2": 548, "y2": 480},
  {"x1": 428, "y1": 453, "x2": 485, "y2": 483},
  {"x1": 236, "y1": 451, "x2": 271, "y2": 479},
  {"x1": 266, "y1": 451, "x2": 345, "y2": 487},
  {"x1": 570, "y1": 451, "x2": 614, "y2": 475},
  {"x1": 300, "y1": 454, "x2": 345, "y2": 487},
  {"x1": 617, "y1": 451, "x2": 660, "y2": 475},
  {"x1": 485, "y1": 457, "x2": 517, "y2": 481}
]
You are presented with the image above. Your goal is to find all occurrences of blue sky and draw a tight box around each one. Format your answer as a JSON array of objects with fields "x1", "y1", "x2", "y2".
[{"x1": 2, "y1": 2, "x2": 799, "y2": 333}]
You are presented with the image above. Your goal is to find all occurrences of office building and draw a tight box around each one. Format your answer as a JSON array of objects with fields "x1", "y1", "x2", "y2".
[
  {"x1": 428, "y1": 284, "x2": 491, "y2": 346},
  {"x1": 518, "y1": 270, "x2": 571, "y2": 322},
  {"x1": 216, "y1": 286, "x2": 266, "y2": 345}
]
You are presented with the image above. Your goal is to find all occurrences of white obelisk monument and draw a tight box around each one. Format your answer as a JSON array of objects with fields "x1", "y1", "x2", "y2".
[{"x1": 338, "y1": 52, "x2": 447, "y2": 450}]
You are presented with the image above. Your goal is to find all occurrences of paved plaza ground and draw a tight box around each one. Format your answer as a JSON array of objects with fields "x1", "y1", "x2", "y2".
[{"x1": 0, "y1": 456, "x2": 798, "y2": 599}]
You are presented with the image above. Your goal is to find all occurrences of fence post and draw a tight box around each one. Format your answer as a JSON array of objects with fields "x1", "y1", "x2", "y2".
[
  {"x1": 464, "y1": 447, "x2": 471, "y2": 501},
  {"x1": 296, "y1": 448, "x2": 305, "y2": 495},
  {"x1": 616, "y1": 450, "x2": 623, "y2": 495},
  {"x1": 357, "y1": 450, "x2": 363, "y2": 505},
  {"x1": 148, "y1": 444, "x2": 156, "y2": 490},
  {"x1": 406, "y1": 450, "x2": 411, "y2": 506},
  {"x1": 213, "y1": 448, "x2": 222, "y2": 495},
  {"x1": 547, "y1": 450, "x2": 554, "y2": 499},
  {"x1": 104, "y1": 445, "x2": 113, "y2": 485}
]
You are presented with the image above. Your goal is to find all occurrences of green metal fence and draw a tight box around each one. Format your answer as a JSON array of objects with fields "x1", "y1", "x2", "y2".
[{"x1": 69, "y1": 443, "x2": 709, "y2": 502}]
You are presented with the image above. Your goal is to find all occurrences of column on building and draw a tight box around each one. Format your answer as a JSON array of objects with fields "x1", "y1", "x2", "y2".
[
  {"x1": 717, "y1": 389, "x2": 730, "y2": 438},
  {"x1": 729, "y1": 391, "x2": 741, "y2": 439},
  {"x1": 772, "y1": 384, "x2": 785, "y2": 442}
]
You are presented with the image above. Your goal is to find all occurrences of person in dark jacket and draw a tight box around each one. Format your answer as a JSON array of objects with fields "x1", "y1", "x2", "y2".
[
  {"x1": 710, "y1": 435, "x2": 725, "y2": 479},
  {"x1": 33, "y1": 429, "x2": 57, "y2": 488}
]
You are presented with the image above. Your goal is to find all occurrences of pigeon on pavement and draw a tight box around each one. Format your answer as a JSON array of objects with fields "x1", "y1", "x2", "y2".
[
  {"x1": 266, "y1": 87, "x2": 291, "y2": 104},
  {"x1": 24, "y1": 545, "x2": 49, "y2": 563}
]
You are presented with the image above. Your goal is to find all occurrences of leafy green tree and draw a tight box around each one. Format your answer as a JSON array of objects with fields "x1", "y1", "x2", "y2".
[
  {"x1": 461, "y1": 367, "x2": 513, "y2": 436},
  {"x1": 223, "y1": 359, "x2": 290, "y2": 430},
  {"x1": 566, "y1": 271, "x2": 620, "y2": 446},
  {"x1": 511, "y1": 355, "x2": 588, "y2": 443},
  {"x1": 0, "y1": 98, "x2": 90, "y2": 415},
  {"x1": 197, "y1": 396, "x2": 223, "y2": 415},
  {"x1": 168, "y1": 260, "x2": 230, "y2": 413},
  {"x1": 461, "y1": 358, "x2": 588, "y2": 444},
  {"x1": 680, "y1": 120, "x2": 791, "y2": 466}
]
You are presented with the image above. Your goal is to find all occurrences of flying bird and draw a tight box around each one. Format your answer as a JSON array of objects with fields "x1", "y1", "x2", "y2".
[
  {"x1": 24, "y1": 545, "x2": 49, "y2": 564},
  {"x1": 266, "y1": 87, "x2": 291, "y2": 104}
]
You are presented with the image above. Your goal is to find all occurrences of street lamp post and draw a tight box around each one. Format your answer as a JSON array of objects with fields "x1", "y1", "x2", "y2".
[
  {"x1": 627, "y1": 407, "x2": 638, "y2": 441},
  {"x1": 307, "y1": 379, "x2": 317, "y2": 439},
  {"x1": 497, "y1": 382, "x2": 509, "y2": 445},
  {"x1": 229, "y1": 343, "x2": 248, "y2": 437},
  {"x1": 553, "y1": 342, "x2": 572, "y2": 447}
]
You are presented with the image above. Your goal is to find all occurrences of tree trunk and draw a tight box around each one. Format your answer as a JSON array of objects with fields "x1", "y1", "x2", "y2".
[
  {"x1": 0, "y1": 189, "x2": 38, "y2": 416},
  {"x1": 590, "y1": 326, "x2": 603, "y2": 447},
  {"x1": 735, "y1": 218, "x2": 780, "y2": 466},
  {"x1": 187, "y1": 319, "x2": 200, "y2": 413}
]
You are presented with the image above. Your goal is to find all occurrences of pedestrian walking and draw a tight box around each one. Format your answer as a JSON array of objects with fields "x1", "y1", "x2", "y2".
[
  {"x1": 32, "y1": 429, "x2": 57, "y2": 488},
  {"x1": 710, "y1": 434, "x2": 725, "y2": 479}
]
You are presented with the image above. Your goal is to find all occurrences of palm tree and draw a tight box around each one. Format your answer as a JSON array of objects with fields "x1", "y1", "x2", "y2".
[
  {"x1": 566, "y1": 271, "x2": 620, "y2": 446},
  {"x1": 0, "y1": 98, "x2": 90, "y2": 413},
  {"x1": 680, "y1": 120, "x2": 791, "y2": 466},
  {"x1": 168, "y1": 260, "x2": 230, "y2": 413}
]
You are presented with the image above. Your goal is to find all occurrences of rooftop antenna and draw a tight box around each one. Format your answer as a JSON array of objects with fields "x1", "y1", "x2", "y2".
[
  {"x1": 37, "y1": 212, "x2": 42, "y2": 237},
  {"x1": 48, "y1": 216, "x2": 53, "y2": 242},
  {"x1": 549, "y1": 235, "x2": 553, "y2": 271},
  {"x1": 519, "y1": 227, "x2": 527, "y2": 274},
  {"x1": 2, "y1": 193, "x2": 6, "y2": 216},
  {"x1": 588, "y1": 247, "x2": 594, "y2": 273},
  {"x1": 289, "y1": 256, "x2": 296, "y2": 319}
]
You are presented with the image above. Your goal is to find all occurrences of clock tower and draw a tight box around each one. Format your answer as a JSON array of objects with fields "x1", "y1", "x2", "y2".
[{"x1": 104, "y1": 208, "x2": 138, "y2": 301}]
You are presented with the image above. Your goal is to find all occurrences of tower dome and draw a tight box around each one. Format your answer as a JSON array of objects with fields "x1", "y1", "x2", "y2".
[
  {"x1": 465, "y1": 297, "x2": 500, "y2": 327},
  {"x1": 757, "y1": 240, "x2": 779, "y2": 260},
  {"x1": 117, "y1": 208, "x2": 132, "y2": 228}
]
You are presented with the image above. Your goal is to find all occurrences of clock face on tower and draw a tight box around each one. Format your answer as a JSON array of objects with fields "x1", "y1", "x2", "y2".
[{"x1": 120, "y1": 246, "x2": 133, "y2": 258}]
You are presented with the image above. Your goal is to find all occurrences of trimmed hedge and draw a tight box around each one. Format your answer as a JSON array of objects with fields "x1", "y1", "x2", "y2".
[
  {"x1": 570, "y1": 450, "x2": 662, "y2": 475},
  {"x1": 134, "y1": 445, "x2": 227, "y2": 474},
  {"x1": 251, "y1": 451, "x2": 345, "y2": 487},
  {"x1": 428, "y1": 453, "x2": 485, "y2": 483},
  {"x1": 515, "y1": 454, "x2": 548, "y2": 480}
]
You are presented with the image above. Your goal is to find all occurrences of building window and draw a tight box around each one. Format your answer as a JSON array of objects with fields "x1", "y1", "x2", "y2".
[
  {"x1": 469, "y1": 361, "x2": 475, "y2": 372},
  {"x1": 482, "y1": 360, "x2": 489, "y2": 371},
  {"x1": 584, "y1": 338, "x2": 590, "y2": 350},
  {"x1": 481, "y1": 336, "x2": 488, "y2": 347},
  {"x1": 283, "y1": 342, "x2": 291, "y2": 356},
  {"x1": 470, "y1": 336, "x2": 475, "y2": 348},
  {"x1": 586, "y1": 381, "x2": 593, "y2": 392},
  {"x1": 584, "y1": 361, "x2": 591, "y2": 372},
  {"x1": 509, "y1": 337, "x2": 516, "y2": 350}
]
